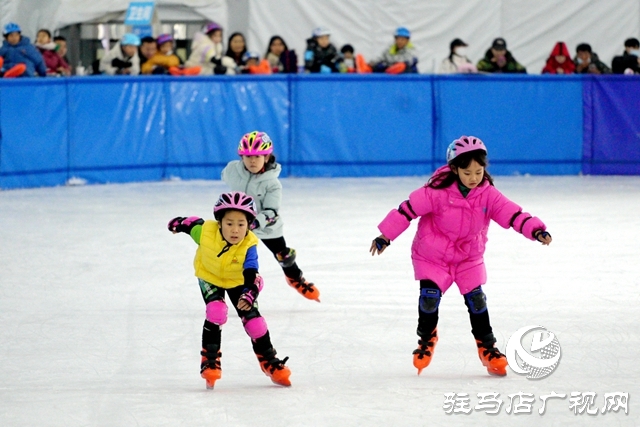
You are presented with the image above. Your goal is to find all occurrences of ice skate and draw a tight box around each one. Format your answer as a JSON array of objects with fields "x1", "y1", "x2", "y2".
[
  {"x1": 285, "y1": 274, "x2": 320, "y2": 302},
  {"x1": 476, "y1": 334, "x2": 508, "y2": 376},
  {"x1": 256, "y1": 348, "x2": 291, "y2": 386},
  {"x1": 200, "y1": 344, "x2": 222, "y2": 389},
  {"x1": 412, "y1": 329, "x2": 438, "y2": 375}
]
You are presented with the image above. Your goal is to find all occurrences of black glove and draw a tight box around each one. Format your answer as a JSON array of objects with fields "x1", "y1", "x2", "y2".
[
  {"x1": 210, "y1": 56, "x2": 222, "y2": 65},
  {"x1": 168, "y1": 216, "x2": 204, "y2": 234},
  {"x1": 112, "y1": 58, "x2": 132, "y2": 69},
  {"x1": 374, "y1": 237, "x2": 390, "y2": 251}
]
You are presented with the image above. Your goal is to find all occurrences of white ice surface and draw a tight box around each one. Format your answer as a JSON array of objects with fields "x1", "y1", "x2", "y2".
[{"x1": 1, "y1": 175, "x2": 638, "y2": 426}]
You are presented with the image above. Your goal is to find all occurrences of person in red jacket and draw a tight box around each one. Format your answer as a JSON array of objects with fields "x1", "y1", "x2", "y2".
[
  {"x1": 542, "y1": 42, "x2": 575, "y2": 74},
  {"x1": 36, "y1": 29, "x2": 70, "y2": 76}
]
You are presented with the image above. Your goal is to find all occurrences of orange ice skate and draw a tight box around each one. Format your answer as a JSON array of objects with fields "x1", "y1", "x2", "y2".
[
  {"x1": 476, "y1": 334, "x2": 508, "y2": 376},
  {"x1": 200, "y1": 344, "x2": 222, "y2": 389},
  {"x1": 285, "y1": 274, "x2": 320, "y2": 302},
  {"x1": 413, "y1": 329, "x2": 438, "y2": 375},
  {"x1": 256, "y1": 348, "x2": 291, "y2": 387}
]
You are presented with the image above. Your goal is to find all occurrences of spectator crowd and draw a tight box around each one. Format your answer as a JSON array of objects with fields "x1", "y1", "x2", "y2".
[{"x1": 1, "y1": 21, "x2": 639, "y2": 78}]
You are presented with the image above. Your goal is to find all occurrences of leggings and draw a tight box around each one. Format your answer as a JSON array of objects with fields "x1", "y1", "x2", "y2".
[
  {"x1": 199, "y1": 279, "x2": 273, "y2": 355},
  {"x1": 261, "y1": 236, "x2": 302, "y2": 279},
  {"x1": 416, "y1": 280, "x2": 493, "y2": 340}
]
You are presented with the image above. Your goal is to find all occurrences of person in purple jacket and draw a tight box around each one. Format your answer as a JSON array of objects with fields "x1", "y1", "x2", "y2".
[{"x1": 370, "y1": 136, "x2": 552, "y2": 377}]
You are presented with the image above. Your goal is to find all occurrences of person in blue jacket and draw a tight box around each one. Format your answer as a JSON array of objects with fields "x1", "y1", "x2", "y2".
[{"x1": 0, "y1": 23, "x2": 46, "y2": 77}]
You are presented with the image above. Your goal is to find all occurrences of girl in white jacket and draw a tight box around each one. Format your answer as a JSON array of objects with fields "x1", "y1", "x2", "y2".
[
  {"x1": 185, "y1": 22, "x2": 236, "y2": 75},
  {"x1": 221, "y1": 131, "x2": 320, "y2": 302}
]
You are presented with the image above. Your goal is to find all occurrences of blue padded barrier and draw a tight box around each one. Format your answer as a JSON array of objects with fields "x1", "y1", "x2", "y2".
[
  {"x1": 1, "y1": 74, "x2": 638, "y2": 190},
  {"x1": 67, "y1": 76, "x2": 167, "y2": 184},
  {"x1": 434, "y1": 74, "x2": 583, "y2": 175},
  {"x1": 583, "y1": 76, "x2": 640, "y2": 175},
  {"x1": 0, "y1": 79, "x2": 69, "y2": 188},
  {"x1": 291, "y1": 74, "x2": 434, "y2": 177}
]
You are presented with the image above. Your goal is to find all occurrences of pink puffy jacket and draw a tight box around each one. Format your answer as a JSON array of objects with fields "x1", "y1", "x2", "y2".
[{"x1": 378, "y1": 166, "x2": 546, "y2": 294}]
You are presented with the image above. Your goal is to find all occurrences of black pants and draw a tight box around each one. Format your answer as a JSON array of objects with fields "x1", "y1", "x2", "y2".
[
  {"x1": 261, "y1": 236, "x2": 302, "y2": 279},
  {"x1": 417, "y1": 280, "x2": 493, "y2": 340},
  {"x1": 199, "y1": 279, "x2": 273, "y2": 355}
]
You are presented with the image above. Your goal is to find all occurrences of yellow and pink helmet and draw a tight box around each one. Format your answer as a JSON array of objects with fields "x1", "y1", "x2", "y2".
[{"x1": 238, "y1": 131, "x2": 274, "y2": 156}]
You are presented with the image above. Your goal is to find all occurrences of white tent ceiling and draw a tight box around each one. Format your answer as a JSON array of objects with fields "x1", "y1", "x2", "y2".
[{"x1": 2, "y1": 0, "x2": 639, "y2": 74}]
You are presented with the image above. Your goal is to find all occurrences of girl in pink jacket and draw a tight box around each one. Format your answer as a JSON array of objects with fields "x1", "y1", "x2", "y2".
[{"x1": 370, "y1": 136, "x2": 552, "y2": 376}]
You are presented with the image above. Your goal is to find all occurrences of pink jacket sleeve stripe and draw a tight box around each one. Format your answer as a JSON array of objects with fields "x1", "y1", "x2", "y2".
[{"x1": 515, "y1": 214, "x2": 546, "y2": 240}]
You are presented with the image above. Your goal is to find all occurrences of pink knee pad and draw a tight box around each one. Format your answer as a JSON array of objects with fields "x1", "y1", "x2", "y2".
[
  {"x1": 243, "y1": 317, "x2": 268, "y2": 339},
  {"x1": 206, "y1": 300, "x2": 228, "y2": 325}
]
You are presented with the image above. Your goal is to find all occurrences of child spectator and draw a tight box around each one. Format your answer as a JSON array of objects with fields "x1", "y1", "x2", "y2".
[
  {"x1": 541, "y1": 42, "x2": 575, "y2": 74},
  {"x1": 438, "y1": 38, "x2": 477, "y2": 74},
  {"x1": 242, "y1": 51, "x2": 271, "y2": 74},
  {"x1": 370, "y1": 27, "x2": 418, "y2": 74},
  {"x1": 370, "y1": 136, "x2": 552, "y2": 377},
  {"x1": 139, "y1": 33, "x2": 199, "y2": 76},
  {"x1": 611, "y1": 38, "x2": 640, "y2": 74},
  {"x1": 225, "y1": 32, "x2": 247, "y2": 69},
  {"x1": 168, "y1": 192, "x2": 292, "y2": 388},
  {"x1": 185, "y1": 22, "x2": 236, "y2": 75},
  {"x1": 53, "y1": 36, "x2": 72, "y2": 73},
  {"x1": 35, "y1": 29, "x2": 70, "y2": 76},
  {"x1": 264, "y1": 35, "x2": 297, "y2": 73},
  {"x1": 340, "y1": 44, "x2": 356, "y2": 72},
  {"x1": 0, "y1": 22, "x2": 46, "y2": 78},
  {"x1": 222, "y1": 132, "x2": 321, "y2": 302},
  {"x1": 304, "y1": 27, "x2": 341, "y2": 73},
  {"x1": 477, "y1": 37, "x2": 526, "y2": 73},
  {"x1": 99, "y1": 33, "x2": 140, "y2": 75},
  {"x1": 574, "y1": 43, "x2": 611, "y2": 74}
]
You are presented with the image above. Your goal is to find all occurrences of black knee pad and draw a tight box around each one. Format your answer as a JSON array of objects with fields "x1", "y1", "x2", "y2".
[
  {"x1": 419, "y1": 287, "x2": 441, "y2": 314},
  {"x1": 464, "y1": 287, "x2": 487, "y2": 314},
  {"x1": 276, "y1": 248, "x2": 296, "y2": 268}
]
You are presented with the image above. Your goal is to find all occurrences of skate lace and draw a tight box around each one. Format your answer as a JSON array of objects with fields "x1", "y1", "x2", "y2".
[
  {"x1": 201, "y1": 350, "x2": 222, "y2": 370},
  {"x1": 412, "y1": 334, "x2": 437, "y2": 358},
  {"x1": 290, "y1": 277, "x2": 315, "y2": 294},
  {"x1": 480, "y1": 346, "x2": 505, "y2": 361},
  {"x1": 261, "y1": 355, "x2": 290, "y2": 373}
]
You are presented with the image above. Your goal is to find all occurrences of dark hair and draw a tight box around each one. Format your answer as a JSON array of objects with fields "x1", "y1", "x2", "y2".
[
  {"x1": 265, "y1": 35, "x2": 289, "y2": 57},
  {"x1": 53, "y1": 35, "x2": 66, "y2": 42},
  {"x1": 140, "y1": 36, "x2": 156, "y2": 45},
  {"x1": 576, "y1": 43, "x2": 592, "y2": 53},
  {"x1": 225, "y1": 32, "x2": 247, "y2": 65},
  {"x1": 624, "y1": 38, "x2": 640, "y2": 48},
  {"x1": 263, "y1": 154, "x2": 278, "y2": 171},
  {"x1": 37, "y1": 28, "x2": 51, "y2": 38},
  {"x1": 428, "y1": 150, "x2": 494, "y2": 189},
  {"x1": 341, "y1": 44, "x2": 354, "y2": 54}
]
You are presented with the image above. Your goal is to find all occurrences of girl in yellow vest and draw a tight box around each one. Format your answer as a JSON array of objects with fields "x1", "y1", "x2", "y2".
[{"x1": 168, "y1": 191, "x2": 291, "y2": 389}]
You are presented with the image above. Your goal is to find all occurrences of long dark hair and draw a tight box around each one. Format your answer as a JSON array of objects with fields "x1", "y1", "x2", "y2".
[
  {"x1": 265, "y1": 35, "x2": 289, "y2": 58},
  {"x1": 428, "y1": 150, "x2": 494, "y2": 189},
  {"x1": 225, "y1": 32, "x2": 247, "y2": 65}
]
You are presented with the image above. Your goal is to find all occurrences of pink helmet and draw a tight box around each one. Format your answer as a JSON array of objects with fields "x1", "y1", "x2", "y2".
[
  {"x1": 238, "y1": 131, "x2": 274, "y2": 156},
  {"x1": 213, "y1": 191, "x2": 257, "y2": 222},
  {"x1": 446, "y1": 136, "x2": 487, "y2": 163}
]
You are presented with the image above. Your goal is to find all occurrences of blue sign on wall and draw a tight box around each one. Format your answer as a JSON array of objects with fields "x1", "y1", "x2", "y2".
[{"x1": 124, "y1": 2, "x2": 155, "y2": 26}]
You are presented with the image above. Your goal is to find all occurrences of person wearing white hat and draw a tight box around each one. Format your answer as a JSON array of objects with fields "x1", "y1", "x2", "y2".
[{"x1": 304, "y1": 27, "x2": 342, "y2": 73}]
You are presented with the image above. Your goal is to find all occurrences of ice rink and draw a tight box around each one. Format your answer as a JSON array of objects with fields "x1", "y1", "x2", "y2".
[{"x1": 1, "y1": 175, "x2": 638, "y2": 426}]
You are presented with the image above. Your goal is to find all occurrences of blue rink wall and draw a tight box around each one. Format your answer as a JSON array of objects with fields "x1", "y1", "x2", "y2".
[{"x1": 0, "y1": 74, "x2": 639, "y2": 189}]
